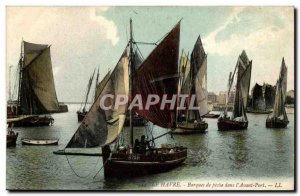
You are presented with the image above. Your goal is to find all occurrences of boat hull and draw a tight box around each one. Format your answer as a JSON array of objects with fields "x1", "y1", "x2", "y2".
[
  {"x1": 266, "y1": 118, "x2": 289, "y2": 128},
  {"x1": 102, "y1": 147, "x2": 187, "y2": 178},
  {"x1": 217, "y1": 118, "x2": 248, "y2": 131},
  {"x1": 21, "y1": 138, "x2": 58, "y2": 145},
  {"x1": 247, "y1": 109, "x2": 272, "y2": 114},
  {"x1": 174, "y1": 121, "x2": 208, "y2": 134},
  {"x1": 7, "y1": 115, "x2": 54, "y2": 127},
  {"x1": 7, "y1": 133, "x2": 18, "y2": 147},
  {"x1": 203, "y1": 114, "x2": 220, "y2": 118},
  {"x1": 77, "y1": 111, "x2": 87, "y2": 122}
]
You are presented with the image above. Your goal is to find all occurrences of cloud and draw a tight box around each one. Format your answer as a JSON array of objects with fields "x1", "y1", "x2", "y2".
[
  {"x1": 6, "y1": 7, "x2": 119, "y2": 63},
  {"x1": 89, "y1": 8, "x2": 119, "y2": 45},
  {"x1": 203, "y1": 7, "x2": 294, "y2": 90},
  {"x1": 6, "y1": 7, "x2": 120, "y2": 101}
]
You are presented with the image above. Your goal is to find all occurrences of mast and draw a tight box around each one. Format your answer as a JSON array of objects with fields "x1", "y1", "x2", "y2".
[
  {"x1": 83, "y1": 70, "x2": 95, "y2": 112},
  {"x1": 224, "y1": 58, "x2": 239, "y2": 116},
  {"x1": 94, "y1": 68, "x2": 99, "y2": 100},
  {"x1": 129, "y1": 18, "x2": 134, "y2": 147},
  {"x1": 17, "y1": 40, "x2": 24, "y2": 115},
  {"x1": 8, "y1": 65, "x2": 12, "y2": 103}
]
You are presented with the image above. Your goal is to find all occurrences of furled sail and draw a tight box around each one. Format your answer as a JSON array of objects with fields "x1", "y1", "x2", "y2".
[
  {"x1": 133, "y1": 22, "x2": 180, "y2": 128},
  {"x1": 270, "y1": 58, "x2": 288, "y2": 120},
  {"x1": 20, "y1": 41, "x2": 59, "y2": 114},
  {"x1": 66, "y1": 47, "x2": 129, "y2": 148},
  {"x1": 192, "y1": 36, "x2": 208, "y2": 116},
  {"x1": 232, "y1": 50, "x2": 252, "y2": 120}
]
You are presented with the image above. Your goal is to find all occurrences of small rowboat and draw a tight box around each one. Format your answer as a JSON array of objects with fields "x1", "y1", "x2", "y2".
[{"x1": 21, "y1": 138, "x2": 59, "y2": 145}]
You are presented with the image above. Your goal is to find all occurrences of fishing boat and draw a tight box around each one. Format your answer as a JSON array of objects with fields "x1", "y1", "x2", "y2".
[
  {"x1": 7, "y1": 41, "x2": 59, "y2": 127},
  {"x1": 218, "y1": 50, "x2": 252, "y2": 131},
  {"x1": 77, "y1": 69, "x2": 111, "y2": 122},
  {"x1": 21, "y1": 138, "x2": 58, "y2": 145},
  {"x1": 65, "y1": 19, "x2": 187, "y2": 178},
  {"x1": 174, "y1": 36, "x2": 208, "y2": 134},
  {"x1": 266, "y1": 58, "x2": 289, "y2": 128},
  {"x1": 77, "y1": 70, "x2": 96, "y2": 122},
  {"x1": 7, "y1": 124, "x2": 18, "y2": 147},
  {"x1": 247, "y1": 83, "x2": 275, "y2": 114},
  {"x1": 203, "y1": 113, "x2": 220, "y2": 118}
]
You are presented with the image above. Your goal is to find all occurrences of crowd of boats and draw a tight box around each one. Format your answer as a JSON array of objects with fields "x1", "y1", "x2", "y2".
[{"x1": 6, "y1": 19, "x2": 291, "y2": 178}]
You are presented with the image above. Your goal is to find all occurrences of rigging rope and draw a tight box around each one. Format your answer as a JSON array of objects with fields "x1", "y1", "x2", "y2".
[
  {"x1": 93, "y1": 153, "x2": 111, "y2": 181},
  {"x1": 64, "y1": 149, "x2": 101, "y2": 179}
]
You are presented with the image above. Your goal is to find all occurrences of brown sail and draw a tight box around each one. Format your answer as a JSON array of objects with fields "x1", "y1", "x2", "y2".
[
  {"x1": 20, "y1": 41, "x2": 59, "y2": 114},
  {"x1": 133, "y1": 22, "x2": 180, "y2": 128}
]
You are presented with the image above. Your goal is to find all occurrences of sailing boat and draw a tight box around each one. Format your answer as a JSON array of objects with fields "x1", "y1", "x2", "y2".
[
  {"x1": 7, "y1": 123, "x2": 18, "y2": 147},
  {"x1": 174, "y1": 36, "x2": 208, "y2": 134},
  {"x1": 266, "y1": 58, "x2": 289, "y2": 128},
  {"x1": 7, "y1": 41, "x2": 59, "y2": 127},
  {"x1": 65, "y1": 19, "x2": 187, "y2": 178},
  {"x1": 77, "y1": 70, "x2": 96, "y2": 122},
  {"x1": 218, "y1": 50, "x2": 252, "y2": 131},
  {"x1": 247, "y1": 83, "x2": 274, "y2": 114}
]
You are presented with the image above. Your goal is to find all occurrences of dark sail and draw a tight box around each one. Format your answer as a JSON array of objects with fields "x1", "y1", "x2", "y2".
[
  {"x1": 133, "y1": 23, "x2": 180, "y2": 128},
  {"x1": 250, "y1": 83, "x2": 276, "y2": 110},
  {"x1": 66, "y1": 47, "x2": 129, "y2": 148},
  {"x1": 232, "y1": 50, "x2": 252, "y2": 120},
  {"x1": 251, "y1": 83, "x2": 265, "y2": 110},
  {"x1": 19, "y1": 41, "x2": 59, "y2": 114},
  {"x1": 192, "y1": 36, "x2": 208, "y2": 117},
  {"x1": 270, "y1": 58, "x2": 288, "y2": 120},
  {"x1": 179, "y1": 36, "x2": 208, "y2": 121}
]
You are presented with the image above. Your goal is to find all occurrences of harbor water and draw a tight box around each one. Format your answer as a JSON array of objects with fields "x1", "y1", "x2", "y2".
[{"x1": 6, "y1": 104, "x2": 294, "y2": 190}]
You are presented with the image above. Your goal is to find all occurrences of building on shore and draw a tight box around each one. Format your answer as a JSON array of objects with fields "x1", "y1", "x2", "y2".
[{"x1": 208, "y1": 92, "x2": 217, "y2": 104}]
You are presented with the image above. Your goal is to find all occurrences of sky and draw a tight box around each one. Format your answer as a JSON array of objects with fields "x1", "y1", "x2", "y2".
[{"x1": 6, "y1": 6, "x2": 294, "y2": 102}]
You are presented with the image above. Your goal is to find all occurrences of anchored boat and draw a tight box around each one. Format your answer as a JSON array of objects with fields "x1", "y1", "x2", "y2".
[
  {"x1": 77, "y1": 70, "x2": 96, "y2": 122},
  {"x1": 266, "y1": 58, "x2": 289, "y2": 128},
  {"x1": 21, "y1": 138, "x2": 58, "y2": 145},
  {"x1": 7, "y1": 41, "x2": 59, "y2": 127},
  {"x1": 218, "y1": 50, "x2": 252, "y2": 131},
  {"x1": 7, "y1": 124, "x2": 18, "y2": 147},
  {"x1": 247, "y1": 83, "x2": 275, "y2": 114}
]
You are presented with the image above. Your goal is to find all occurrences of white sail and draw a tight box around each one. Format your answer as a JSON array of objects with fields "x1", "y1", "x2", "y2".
[
  {"x1": 195, "y1": 55, "x2": 208, "y2": 116},
  {"x1": 67, "y1": 47, "x2": 129, "y2": 148}
]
